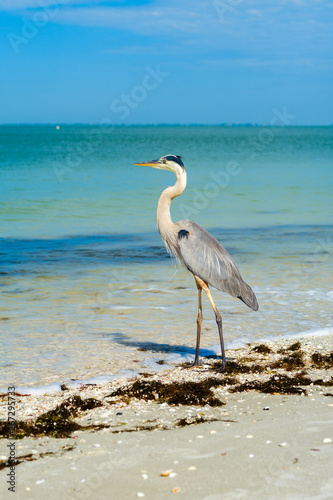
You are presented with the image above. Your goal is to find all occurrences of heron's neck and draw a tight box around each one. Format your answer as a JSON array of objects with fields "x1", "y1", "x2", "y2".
[{"x1": 156, "y1": 170, "x2": 187, "y2": 242}]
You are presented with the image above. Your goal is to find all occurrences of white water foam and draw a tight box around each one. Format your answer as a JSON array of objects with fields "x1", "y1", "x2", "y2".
[
  {"x1": 66, "y1": 370, "x2": 139, "y2": 389},
  {"x1": 4, "y1": 371, "x2": 139, "y2": 395},
  {"x1": 141, "y1": 358, "x2": 174, "y2": 372},
  {"x1": 13, "y1": 383, "x2": 62, "y2": 396}
]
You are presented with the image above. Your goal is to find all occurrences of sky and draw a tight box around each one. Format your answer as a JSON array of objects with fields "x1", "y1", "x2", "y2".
[{"x1": 0, "y1": 0, "x2": 332, "y2": 125}]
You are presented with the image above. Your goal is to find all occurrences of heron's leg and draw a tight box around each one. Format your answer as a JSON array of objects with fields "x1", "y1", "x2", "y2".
[
  {"x1": 195, "y1": 277, "x2": 226, "y2": 371},
  {"x1": 193, "y1": 276, "x2": 203, "y2": 366}
]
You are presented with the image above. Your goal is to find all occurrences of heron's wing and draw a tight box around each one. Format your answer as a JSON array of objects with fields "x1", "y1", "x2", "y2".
[{"x1": 176, "y1": 220, "x2": 258, "y2": 311}]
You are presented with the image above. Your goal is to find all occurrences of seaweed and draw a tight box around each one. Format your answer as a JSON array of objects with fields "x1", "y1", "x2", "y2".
[
  {"x1": 0, "y1": 445, "x2": 77, "y2": 470},
  {"x1": 0, "y1": 396, "x2": 103, "y2": 439},
  {"x1": 212, "y1": 360, "x2": 264, "y2": 374},
  {"x1": 288, "y1": 341, "x2": 302, "y2": 351},
  {"x1": 311, "y1": 352, "x2": 333, "y2": 369},
  {"x1": 271, "y1": 351, "x2": 305, "y2": 370},
  {"x1": 110, "y1": 415, "x2": 224, "y2": 434},
  {"x1": 252, "y1": 344, "x2": 272, "y2": 354},
  {"x1": 277, "y1": 341, "x2": 302, "y2": 354},
  {"x1": 313, "y1": 377, "x2": 333, "y2": 387},
  {"x1": 231, "y1": 373, "x2": 313, "y2": 395},
  {"x1": 0, "y1": 453, "x2": 36, "y2": 471},
  {"x1": 176, "y1": 416, "x2": 219, "y2": 427},
  {"x1": 107, "y1": 379, "x2": 226, "y2": 406}
]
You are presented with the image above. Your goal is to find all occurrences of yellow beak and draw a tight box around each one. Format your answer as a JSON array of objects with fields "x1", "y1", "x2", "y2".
[{"x1": 134, "y1": 160, "x2": 159, "y2": 167}]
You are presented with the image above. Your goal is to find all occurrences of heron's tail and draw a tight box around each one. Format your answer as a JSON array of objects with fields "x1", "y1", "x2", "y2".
[{"x1": 237, "y1": 283, "x2": 259, "y2": 311}]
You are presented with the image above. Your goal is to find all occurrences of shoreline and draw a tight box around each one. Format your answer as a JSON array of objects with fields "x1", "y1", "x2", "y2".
[
  {"x1": 1, "y1": 335, "x2": 332, "y2": 499},
  {"x1": 2, "y1": 327, "x2": 333, "y2": 394}
]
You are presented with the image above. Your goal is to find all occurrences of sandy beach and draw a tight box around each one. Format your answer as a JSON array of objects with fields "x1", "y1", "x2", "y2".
[
  {"x1": 1, "y1": 336, "x2": 332, "y2": 499},
  {"x1": 2, "y1": 0, "x2": 333, "y2": 495}
]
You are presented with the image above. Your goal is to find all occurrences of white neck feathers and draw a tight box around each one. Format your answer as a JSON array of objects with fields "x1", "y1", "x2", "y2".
[{"x1": 156, "y1": 168, "x2": 187, "y2": 250}]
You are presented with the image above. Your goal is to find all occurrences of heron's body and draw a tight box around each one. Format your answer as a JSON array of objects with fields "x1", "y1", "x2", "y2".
[{"x1": 135, "y1": 154, "x2": 258, "y2": 370}]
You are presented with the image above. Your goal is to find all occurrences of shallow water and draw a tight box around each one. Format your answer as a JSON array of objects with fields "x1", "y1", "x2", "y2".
[{"x1": 1, "y1": 125, "x2": 332, "y2": 387}]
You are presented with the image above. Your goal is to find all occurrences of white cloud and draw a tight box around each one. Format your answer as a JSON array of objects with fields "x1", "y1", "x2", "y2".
[
  {"x1": 2, "y1": 0, "x2": 332, "y2": 58},
  {"x1": 54, "y1": 5, "x2": 206, "y2": 34}
]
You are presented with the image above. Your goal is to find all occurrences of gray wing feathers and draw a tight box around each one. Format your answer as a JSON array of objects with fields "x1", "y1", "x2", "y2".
[{"x1": 176, "y1": 220, "x2": 259, "y2": 311}]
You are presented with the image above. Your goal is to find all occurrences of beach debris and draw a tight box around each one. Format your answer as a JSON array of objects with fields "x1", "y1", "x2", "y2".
[
  {"x1": 288, "y1": 341, "x2": 302, "y2": 351},
  {"x1": 107, "y1": 379, "x2": 226, "y2": 406},
  {"x1": 323, "y1": 438, "x2": 332, "y2": 443},
  {"x1": 311, "y1": 352, "x2": 333, "y2": 368},
  {"x1": 36, "y1": 479, "x2": 45, "y2": 485},
  {"x1": 141, "y1": 473, "x2": 148, "y2": 479},
  {"x1": 188, "y1": 466, "x2": 197, "y2": 470},
  {"x1": 252, "y1": 344, "x2": 272, "y2": 354},
  {"x1": 172, "y1": 487, "x2": 181, "y2": 493},
  {"x1": 160, "y1": 469, "x2": 173, "y2": 477},
  {"x1": 246, "y1": 434, "x2": 253, "y2": 438},
  {"x1": 137, "y1": 492, "x2": 145, "y2": 497},
  {"x1": 278, "y1": 442, "x2": 288, "y2": 447},
  {"x1": 1, "y1": 337, "x2": 332, "y2": 446},
  {"x1": 0, "y1": 396, "x2": 103, "y2": 439},
  {"x1": 214, "y1": 360, "x2": 265, "y2": 374},
  {"x1": 230, "y1": 373, "x2": 313, "y2": 395},
  {"x1": 271, "y1": 350, "x2": 305, "y2": 370}
]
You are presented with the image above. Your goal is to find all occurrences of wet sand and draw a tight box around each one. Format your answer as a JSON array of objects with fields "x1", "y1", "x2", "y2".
[{"x1": 1, "y1": 336, "x2": 332, "y2": 500}]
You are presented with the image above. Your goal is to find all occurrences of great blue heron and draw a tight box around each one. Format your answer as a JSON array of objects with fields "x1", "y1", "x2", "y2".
[{"x1": 135, "y1": 154, "x2": 258, "y2": 370}]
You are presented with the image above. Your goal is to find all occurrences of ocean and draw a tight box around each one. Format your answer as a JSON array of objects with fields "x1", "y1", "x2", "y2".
[{"x1": 1, "y1": 125, "x2": 332, "y2": 390}]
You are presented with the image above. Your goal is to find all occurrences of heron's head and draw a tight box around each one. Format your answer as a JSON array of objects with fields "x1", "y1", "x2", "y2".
[{"x1": 134, "y1": 154, "x2": 185, "y2": 175}]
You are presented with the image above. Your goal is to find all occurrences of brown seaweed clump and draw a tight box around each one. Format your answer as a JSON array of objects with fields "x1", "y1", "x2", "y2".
[
  {"x1": 288, "y1": 341, "x2": 302, "y2": 351},
  {"x1": 251, "y1": 344, "x2": 272, "y2": 355},
  {"x1": 231, "y1": 373, "x2": 313, "y2": 395},
  {"x1": 311, "y1": 352, "x2": 333, "y2": 369},
  {"x1": 271, "y1": 350, "x2": 305, "y2": 371},
  {"x1": 0, "y1": 396, "x2": 103, "y2": 439},
  {"x1": 107, "y1": 379, "x2": 228, "y2": 407},
  {"x1": 211, "y1": 360, "x2": 265, "y2": 374}
]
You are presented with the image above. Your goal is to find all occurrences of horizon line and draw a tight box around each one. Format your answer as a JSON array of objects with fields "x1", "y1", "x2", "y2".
[{"x1": 1, "y1": 123, "x2": 333, "y2": 127}]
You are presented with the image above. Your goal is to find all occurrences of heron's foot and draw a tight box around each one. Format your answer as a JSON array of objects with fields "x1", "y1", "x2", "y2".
[
  {"x1": 185, "y1": 359, "x2": 200, "y2": 369},
  {"x1": 216, "y1": 359, "x2": 226, "y2": 373}
]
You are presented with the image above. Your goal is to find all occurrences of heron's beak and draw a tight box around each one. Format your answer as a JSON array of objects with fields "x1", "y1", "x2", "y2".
[{"x1": 134, "y1": 160, "x2": 160, "y2": 168}]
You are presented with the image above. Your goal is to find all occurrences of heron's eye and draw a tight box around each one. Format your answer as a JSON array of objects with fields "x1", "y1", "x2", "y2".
[{"x1": 163, "y1": 159, "x2": 167, "y2": 164}]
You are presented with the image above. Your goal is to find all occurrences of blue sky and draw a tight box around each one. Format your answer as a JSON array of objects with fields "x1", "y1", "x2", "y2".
[{"x1": 0, "y1": 0, "x2": 332, "y2": 124}]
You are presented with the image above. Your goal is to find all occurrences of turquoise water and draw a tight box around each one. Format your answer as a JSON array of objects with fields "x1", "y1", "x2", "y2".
[{"x1": 1, "y1": 126, "x2": 333, "y2": 387}]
